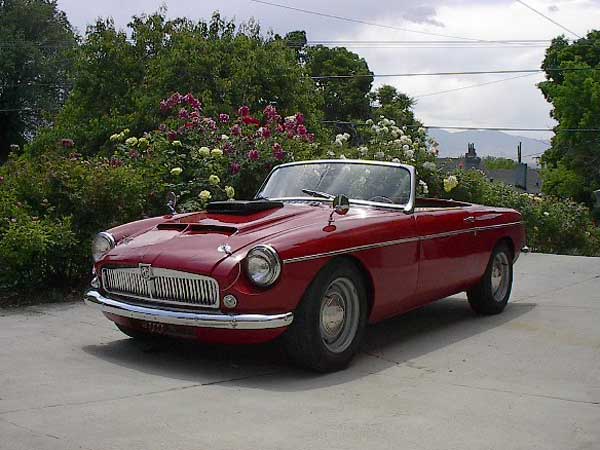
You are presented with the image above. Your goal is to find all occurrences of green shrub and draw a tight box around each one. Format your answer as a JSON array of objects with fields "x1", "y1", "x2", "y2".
[
  {"x1": 444, "y1": 170, "x2": 600, "y2": 256},
  {"x1": 0, "y1": 216, "x2": 78, "y2": 288},
  {"x1": 0, "y1": 149, "x2": 163, "y2": 289}
]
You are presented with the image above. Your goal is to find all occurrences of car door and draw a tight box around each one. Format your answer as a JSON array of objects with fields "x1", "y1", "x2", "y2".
[{"x1": 413, "y1": 207, "x2": 477, "y2": 305}]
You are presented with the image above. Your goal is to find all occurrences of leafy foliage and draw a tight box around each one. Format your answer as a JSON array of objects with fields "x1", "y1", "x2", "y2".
[
  {"x1": 482, "y1": 156, "x2": 517, "y2": 170},
  {"x1": 539, "y1": 31, "x2": 600, "y2": 203},
  {"x1": 0, "y1": 0, "x2": 76, "y2": 161},
  {"x1": 28, "y1": 11, "x2": 324, "y2": 158}
]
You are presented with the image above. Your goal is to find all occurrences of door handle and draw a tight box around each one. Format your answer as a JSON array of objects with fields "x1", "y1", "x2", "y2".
[{"x1": 464, "y1": 216, "x2": 476, "y2": 223}]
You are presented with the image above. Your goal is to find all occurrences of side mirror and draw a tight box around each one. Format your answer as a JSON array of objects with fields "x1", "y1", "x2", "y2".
[
  {"x1": 333, "y1": 194, "x2": 350, "y2": 216},
  {"x1": 166, "y1": 191, "x2": 177, "y2": 214}
]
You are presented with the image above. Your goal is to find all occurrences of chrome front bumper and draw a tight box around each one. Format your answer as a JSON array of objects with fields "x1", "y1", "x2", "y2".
[{"x1": 84, "y1": 290, "x2": 294, "y2": 330}]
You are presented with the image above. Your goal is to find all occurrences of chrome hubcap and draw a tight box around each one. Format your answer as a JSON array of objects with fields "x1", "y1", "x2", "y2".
[
  {"x1": 319, "y1": 277, "x2": 359, "y2": 353},
  {"x1": 491, "y1": 252, "x2": 510, "y2": 302}
]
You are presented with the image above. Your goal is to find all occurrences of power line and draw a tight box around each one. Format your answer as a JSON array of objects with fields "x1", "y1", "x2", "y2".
[
  {"x1": 311, "y1": 67, "x2": 600, "y2": 80},
  {"x1": 250, "y1": 0, "x2": 486, "y2": 42},
  {"x1": 414, "y1": 72, "x2": 542, "y2": 99},
  {"x1": 322, "y1": 121, "x2": 598, "y2": 133},
  {"x1": 515, "y1": 0, "x2": 582, "y2": 39}
]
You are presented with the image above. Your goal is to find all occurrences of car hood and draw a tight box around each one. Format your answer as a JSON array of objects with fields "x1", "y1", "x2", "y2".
[{"x1": 100, "y1": 203, "x2": 353, "y2": 274}]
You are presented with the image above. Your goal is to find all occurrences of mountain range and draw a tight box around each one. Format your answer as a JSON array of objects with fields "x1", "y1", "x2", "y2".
[{"x1": 429, "y1": 129, "x2": 550, "y2": 166}]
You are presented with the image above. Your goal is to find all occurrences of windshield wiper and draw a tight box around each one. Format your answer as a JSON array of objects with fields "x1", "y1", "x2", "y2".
[{"x1": 301, "y1": 188, "x2": 335, "y2": 200}]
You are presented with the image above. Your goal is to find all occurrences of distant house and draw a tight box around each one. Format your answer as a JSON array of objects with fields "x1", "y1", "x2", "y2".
[{"x1": 437, "y1": 144, "x2": 542, "y2": 194}]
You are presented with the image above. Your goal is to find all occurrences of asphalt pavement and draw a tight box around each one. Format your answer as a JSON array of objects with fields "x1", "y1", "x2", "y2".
[{"x1": 1, "y1": 253, "x2": 599, "y2": 450}]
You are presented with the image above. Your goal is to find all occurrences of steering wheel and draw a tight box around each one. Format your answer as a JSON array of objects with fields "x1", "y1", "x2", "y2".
[{"x1": 368, "y1": 195, "x2": 394, "y2": 204}]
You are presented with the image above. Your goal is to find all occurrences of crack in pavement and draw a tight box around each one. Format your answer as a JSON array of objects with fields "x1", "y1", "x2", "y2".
[
  {"x1": 446, "y1": 382, "x2": 600, "y2": 406},
  {"x1": 362, "y1": 351, "x2": 600, "y2": 406},
  {"x1": 0, "y1": 370, "x2": 281, "y2": 417},
  {"x1": 0, "y1": 415, "x2": 101, "y2": 450}
]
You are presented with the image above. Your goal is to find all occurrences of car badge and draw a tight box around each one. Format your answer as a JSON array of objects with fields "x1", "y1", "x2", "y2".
[{"x1": 139, "y1": 263, "x2": 154, "y2": 281}]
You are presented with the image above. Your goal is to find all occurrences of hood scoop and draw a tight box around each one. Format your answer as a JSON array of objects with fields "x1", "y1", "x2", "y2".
[
  {"x1": 156, "y1": 222, "x2": 236, "y2": 235},
  {"x1": 206, "y1": 200, "x2": 284, "y2": 216}
]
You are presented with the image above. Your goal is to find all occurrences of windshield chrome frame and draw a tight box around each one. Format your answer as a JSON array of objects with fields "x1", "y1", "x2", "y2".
[{"x1": 256, "y1": 159, "x2": 416, "y2": 214}]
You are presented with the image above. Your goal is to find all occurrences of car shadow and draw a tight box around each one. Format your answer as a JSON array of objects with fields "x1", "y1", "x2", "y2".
[{"x1": 82, "y1": 296, "x2": 535, "y2": 391}]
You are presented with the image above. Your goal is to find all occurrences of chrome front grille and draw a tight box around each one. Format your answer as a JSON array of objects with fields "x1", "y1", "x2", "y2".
[{"x1": 102, "y1": 266, "x2": 220, "y2": 308}]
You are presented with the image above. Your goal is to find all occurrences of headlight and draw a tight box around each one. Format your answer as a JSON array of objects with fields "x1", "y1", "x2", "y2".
[
  {"x1": 245, "y1": 245, "x2": 282, "y2": 287},
  {"x1": 92, "y1": 231, "x2": 115, "y2": 262}
]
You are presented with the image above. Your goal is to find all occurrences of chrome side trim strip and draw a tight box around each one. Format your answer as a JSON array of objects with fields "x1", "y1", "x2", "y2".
[
  {"x1": 283, "y1": 221, "x2": 523, "y2": 264},
  {"x1": 85, "y1": 290, "x2": 293, "y2": 330},
  {"x1": 283, "y1": 236, "x2": 420, "y2": 264}
]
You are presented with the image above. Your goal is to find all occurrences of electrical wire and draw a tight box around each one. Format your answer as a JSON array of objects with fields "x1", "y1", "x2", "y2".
[
  {"x1": 311, "y1": 67, "x2": 600, "y2": 80},
  {"x1": 515, "y1": 0, "x2": 582, "y2": 39},
  {"x1": 250, "y1": 0, "x2": 486, "y2": 42},
  {"x1": 414, "y1": 72, "x2": 542, "y2": 99}
]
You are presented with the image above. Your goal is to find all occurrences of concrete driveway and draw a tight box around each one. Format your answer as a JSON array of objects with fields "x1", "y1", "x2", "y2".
[{"x1": 1, "y1": 253, "x2": 599, "y2": 450}]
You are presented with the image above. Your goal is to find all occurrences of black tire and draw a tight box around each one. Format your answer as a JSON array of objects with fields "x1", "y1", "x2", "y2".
[
  {"x1": 115, "y1": 323, "x2": 157, "y2": 340},
  {"x1": 283, "y1": 259, "x2": 368, "y2": 372},
  {"x1": 467, "y1": 243, "x2": 513, "y2": 315}
]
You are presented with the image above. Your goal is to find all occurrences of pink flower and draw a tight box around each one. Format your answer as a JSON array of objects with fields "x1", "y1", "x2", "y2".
[
  {"x1": 272, "y1": 143, "x2": 285, "y2": 160},
  {"x1": 238, "y1": 105, "x2": 250, "y2": 117},
  {"x1": 242, "y1": 116, "x2": 260, "y2": 126},
  {"x1": 307, "y1": 133, "x2": 315, "y2": 143},
  {"x1": 61, "y1": 138, "x2": 74, "y2": 148},
  {"x1": 295, "y1": 113, "x2": 305, "y2": 125},
  {"x1": 0, "y1": 176, "x2": 4, "y2": 184},
  {"x1": 128, "y1": 149, "x2": 139, "y2": 159},
  {"x1": 223, "y1": 143, "x2": 234, "y2": 155},
  {"x1": 167, "y1": 131, "x2": 177, "y2": 142},
  {"x1": 297, "y1": 124, "x2": 307, "y2": 136},
  {"x1": 219, "y1": 113, "x2": 230, "y2": 123},
  {"x1": 178, "y1": 108, "x2": 189, "y2": 120},
  {"x1": 231, "y1": 124, "x2": 242, "y2": 136},
  {"x1": 247, "y1": 149, "x2": 260, "y2": 161},
  {"x1": 183, "y1": 93, "x2": 201, "y2": 110},
  {"x1": 259, "y1": 127, "x2": 272, "y2": 139},
  {"x1": 110, "y1": 157, "x2": 123, "y2": 168},
  {"x1": 159, "y1": 123, "x2": 167, "y2": 132},
  {"x1": 263, "y1": 105, "x2": 279, "y2": 121},
  {"x1": 230, "y1": 162, "x2": 241, "y2": 175}
]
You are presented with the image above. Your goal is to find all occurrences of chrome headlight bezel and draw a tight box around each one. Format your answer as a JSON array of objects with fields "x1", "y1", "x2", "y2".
[
  {"x1": 92, "y1": 231, "x2": 116, "y2": 262},
  {"x1": 245, "y1": 245, "x2": 282, "y2": 288}
]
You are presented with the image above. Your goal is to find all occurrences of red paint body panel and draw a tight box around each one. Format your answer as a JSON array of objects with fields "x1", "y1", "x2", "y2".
[{"x1": 96, "y1": 199, "x2": 525, "y2": 344}]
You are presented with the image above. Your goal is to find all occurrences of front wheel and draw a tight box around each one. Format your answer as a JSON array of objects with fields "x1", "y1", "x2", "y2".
[
  {"x1": 283, "y1": 259, "x2": 368, "y2": 372},
  {"x1": 467, "y1": 243, "x2": 513, "y2": 315}
]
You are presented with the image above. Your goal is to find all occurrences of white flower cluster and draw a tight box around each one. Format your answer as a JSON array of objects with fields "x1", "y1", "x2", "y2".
[{"x1": 334, "y1": 133, "x2": 351, "y2": 147}]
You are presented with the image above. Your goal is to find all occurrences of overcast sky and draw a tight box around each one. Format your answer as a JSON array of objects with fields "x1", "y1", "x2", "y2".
[{"x1": 56, "y1": 0, "x2": 600, "y2": 140}]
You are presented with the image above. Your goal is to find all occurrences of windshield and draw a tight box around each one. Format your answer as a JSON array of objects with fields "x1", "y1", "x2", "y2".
[{"x1": 258, "y1": 161, "x2": 412, "y2": 206}]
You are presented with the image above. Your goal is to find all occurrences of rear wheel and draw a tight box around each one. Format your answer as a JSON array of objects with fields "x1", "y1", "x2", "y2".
[
  {"x1": 283, "y1": 259, "x2": 368, "y2": 372},
  {"x1": 467, "y1": 243, "x2": 513, "y2": 315}
]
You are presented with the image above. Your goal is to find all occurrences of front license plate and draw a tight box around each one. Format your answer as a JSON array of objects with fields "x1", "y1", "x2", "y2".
[{"x1": 140, "y1": 321, "x2": 167, "y2": 335}]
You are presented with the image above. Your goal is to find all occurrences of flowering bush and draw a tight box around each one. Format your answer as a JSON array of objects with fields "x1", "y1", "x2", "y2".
[
  {"x1": 112, "y1": 93, "x2": 318, "y2": 210},
  {"x1": 442, "y1": 169, "x2": 600, "y2": 256},
  {"x1": 321, "y1": 116, "x2": 442, "y2": 197}
]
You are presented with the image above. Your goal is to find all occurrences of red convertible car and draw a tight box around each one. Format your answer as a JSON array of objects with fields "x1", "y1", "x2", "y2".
[{"x1": 86, "y1": 160, "x2": 526, "y2": 372}]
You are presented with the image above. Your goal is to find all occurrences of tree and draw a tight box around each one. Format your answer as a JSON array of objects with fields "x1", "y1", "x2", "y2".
[
  {"x1": 538, "y1": 31, "x2": 600, "y2": 203},
  {"x1": 0, "y1": 0, "x2": 76, "y2": 162},
  {"x1": 30, "y1": 11, "x2": 324, "y2": 156},
  {"x1": 305, "y1": 45, "x2": 373, "y2": 122},
  {"x1": 370, "y1": 85, "x2": 422, "y2": 128}
]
